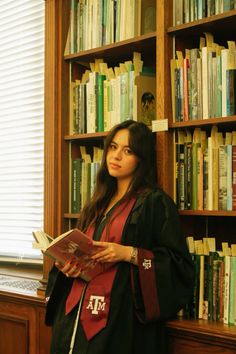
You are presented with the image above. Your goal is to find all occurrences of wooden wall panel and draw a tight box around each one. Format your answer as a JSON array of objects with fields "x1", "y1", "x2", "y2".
[
  {"x1": 0, "y1": 314, "x2": 28, "y2": 354},
  {"x1": 0, "y1": 292, "x2": 51, "y2": 354}
]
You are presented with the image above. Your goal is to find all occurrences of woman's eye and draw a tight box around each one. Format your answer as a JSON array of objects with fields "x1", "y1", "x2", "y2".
[
  {"x1": 109, "y1": 143, "x2": 116, "y2": 150},
  {"x1": 124, "y1": 148, "x2": 133, "y2": 155}
]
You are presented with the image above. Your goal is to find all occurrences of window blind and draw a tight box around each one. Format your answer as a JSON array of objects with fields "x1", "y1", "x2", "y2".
[{"x1": 0, "y1": 0, "x2": 45, "y2": 263}]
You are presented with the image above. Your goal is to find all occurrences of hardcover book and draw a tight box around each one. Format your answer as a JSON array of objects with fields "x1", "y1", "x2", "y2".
[{"x1": 32, "y1": 228, "x2": 110, "y2": 282}]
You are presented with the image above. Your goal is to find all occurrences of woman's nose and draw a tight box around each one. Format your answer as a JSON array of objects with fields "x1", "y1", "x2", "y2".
[{"x1": 113, "y1": 149, "x2": 122, "y2": 160}]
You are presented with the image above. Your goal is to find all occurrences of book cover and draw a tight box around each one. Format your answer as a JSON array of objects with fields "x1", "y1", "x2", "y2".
[
  {"x1": 219, "y1": 145, "x2": 227, "y2": 210},
  {"x1": 216, "y1": 54, "x2": 222, "y2": 117},
  {"x1": 71, "y1": 158, "x2": 82, "y2": 213},
  {"x1": 206, "y1": 251, "x2": 215, "y2": 320},
  {"x1": 203, "y1": 146, "x2": 208, "y2": 210},
  {"x1": 212, "y1": 259, "x2": 221, "y2": 321},
  {"x1": 141, "y1": 0, "x2": 156, "y2": 33},
  {"x1": 217, "y1": 257, "x2": 224, "y2": 322},
  {"x1": 96, "y1": 73, "x2": 106, "y2": 132},
  {"x1": 198, "y1": 254, "x2": 205, "y2": 319},
  {"x1": 221, "y1": 48, "x2": 229, "y2": 117},
  {"x1": 229, "y1": 256, "x2": 236, "y2": 325},
  {"x1": 226, "y1": 69, "x2": 236, "y2": 116},
  {"x1": 174, "y1": 0, "x2": 183, "y2": 25},
  {"x1": 32, "y1": 229, "x2": 111, "y2": 282},
  {"x1": 191, "y1": 142, "x2": 200, "y2": 210},
  {"x1": 183, "y1": 56, "x2": 189, "y2": 121},
  {"x1": 190, "y1": 48, "x2": 198, "y2": 120},
  {"x1": 192, "y1": 253, "x2": 200, "y2": 319},
  {"x1": 226, "y1": 144, "x2": 233, "y2": 211},
  {"x1": 201, "y1": 46, "x2": 209, "y2": 119},
  {"x1": 134, "y1": 74, "x2": 156, "y2": 126},
  {"x1": 176, "y1": 142, "x2": 185, "y2": 210},
  {"x1": 223, "y1": 255, "x2": 231, "y2": 324},
  {"x1": 232, "y1": 145, "x2": 236, "y2": 210}
]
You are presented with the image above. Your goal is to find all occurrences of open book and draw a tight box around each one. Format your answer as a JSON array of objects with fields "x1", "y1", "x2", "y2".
[{"x1": 32, "y1": 228, "x2": 111, "y2": 282}]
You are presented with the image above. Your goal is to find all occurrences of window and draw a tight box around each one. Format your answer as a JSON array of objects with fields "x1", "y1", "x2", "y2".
[{"x1": 0, "y1": 0, "x2": 45, "y2": 263}]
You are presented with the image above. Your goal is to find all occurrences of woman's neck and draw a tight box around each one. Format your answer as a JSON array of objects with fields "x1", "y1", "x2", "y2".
[{"x1": 116, "y1": 178, "x2": 131, "y2": 198}]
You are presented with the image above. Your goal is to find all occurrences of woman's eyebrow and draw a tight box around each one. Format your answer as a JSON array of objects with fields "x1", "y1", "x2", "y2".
[{"x1": 111, "y1": 140, "x2": 130, "y2": 148}]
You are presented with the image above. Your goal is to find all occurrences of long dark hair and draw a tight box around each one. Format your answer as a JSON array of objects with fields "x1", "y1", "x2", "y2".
[{"x1": 77, "y1": 120, "x2": 157, "y2": 230}]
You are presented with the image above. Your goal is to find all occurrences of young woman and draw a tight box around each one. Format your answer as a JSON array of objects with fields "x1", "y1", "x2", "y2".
[{"x1": 45, "y1": 120, "x2": 194, "y2": 354}]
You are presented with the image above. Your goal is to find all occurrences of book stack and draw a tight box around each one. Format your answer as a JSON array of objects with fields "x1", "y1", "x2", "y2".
[
  {"x1": 70, "y1": 146, "x2": 103, "y2": 213},
  {"x1": 174, "y1": 126, "x2": 236, "y2": 211},
  {"x1": 184, "y1": 236, "x2": 236, "y2": 326},
  {"x1": 67, "y1": 0, "x2": 156, "y2": 54},
  {"x1": 69, "y1": 53, "x2": 156, "y2": 134},
  {"x1": 174, "y1": 0, "x2": 236, "y2": 25},
  {"x1": 171, "y1": 33, "x2": 236, "y2": 123}
]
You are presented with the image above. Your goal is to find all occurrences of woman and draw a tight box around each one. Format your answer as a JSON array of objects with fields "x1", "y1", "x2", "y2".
[{"x1": 45, "y1": 120, "x2": 194, "y2": 354}]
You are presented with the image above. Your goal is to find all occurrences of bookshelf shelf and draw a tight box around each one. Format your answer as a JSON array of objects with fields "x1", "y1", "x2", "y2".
[
  {"x1": 169, "y1": 116, "x2": 236, "y2": 128},
  {"x1": 64, "y1": 32, "x2": 156, "y2": 67},
  {"x1": 179, "y1": 210, "x2": 236, "y2": 217},
  {"x1": 64, "y1": 213, "x2": 79, "y2": 219},
  {"x1": 166, "y1": 318, "x2": 236, "y2": 351},
  {"x1": 168, "y1": 10, "x2": 236, "y2": 38},
  {"x1": 64, "y1": 132, "x2": 107, "y2": 141}
]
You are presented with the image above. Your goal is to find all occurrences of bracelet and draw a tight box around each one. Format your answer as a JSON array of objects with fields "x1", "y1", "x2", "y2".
[{"x1": 130, "y1": 247, "x2": 138, "y2": 264}]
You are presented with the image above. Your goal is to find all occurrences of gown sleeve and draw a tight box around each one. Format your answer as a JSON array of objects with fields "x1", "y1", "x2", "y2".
[{"x1": 131, "y1": 189, "x2": 195, "y2": 323}]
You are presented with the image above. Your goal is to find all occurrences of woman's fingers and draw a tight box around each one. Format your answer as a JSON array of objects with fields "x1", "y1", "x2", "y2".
[{"x1": 55, "y1": 258, "x2": 82, "y2": 278}]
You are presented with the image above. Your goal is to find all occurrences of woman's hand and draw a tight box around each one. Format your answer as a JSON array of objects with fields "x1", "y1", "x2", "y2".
[
  {"x1": 91, "y1": 241, "x2": 133, "y2": 263},
  {"x1": 55, "y1": 258, "x2": 82, "y2": 278}
]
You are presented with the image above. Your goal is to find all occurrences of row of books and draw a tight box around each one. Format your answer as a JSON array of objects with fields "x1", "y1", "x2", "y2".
[
  {"x1": 171, "y1": 33, "x2": 236, "y2": 122},
  {"x1": 67, "y1": 0, "x2": 156, "y2": 54},
  {"x1": 69, "y1": 52, "x2": 156, "y2": 134},
  {"x1": 184, "y1": 236, "x2": 236, "y2": 326},
  {"x1": 175, "y1": 126, "x2": 236, "y2": 211},
  {"x1": 174, "y1": 0, "x2": 236, "y2": 26},
  {"x1": 70, "y1": 146, "x2": 103, "y2": 213}
]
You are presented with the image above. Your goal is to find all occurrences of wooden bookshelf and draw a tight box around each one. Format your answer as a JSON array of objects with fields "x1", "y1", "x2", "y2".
[
  {"x1": 166, "y1": 318, "x2": 236, "y2": 353},
  {"x1": 165, "y1": 1, "x2": 236, "y2": 353},
  {"x1": 42, "y1": 0, "x2": 236, "y2": 353}
]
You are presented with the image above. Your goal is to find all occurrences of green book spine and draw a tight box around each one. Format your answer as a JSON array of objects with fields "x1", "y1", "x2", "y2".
[
  {"x1": 96, "y1": 74, "x2": 106, "y2": 132},
  {"x1": 192, "y1": 254, "x2": 200, "y2": 319},
  {"x1": 229, "y1": 256, "x2": 236, "y2": 325},
  {"x1": 71, "y1": 158, "x2": 82, "y2": 213}
]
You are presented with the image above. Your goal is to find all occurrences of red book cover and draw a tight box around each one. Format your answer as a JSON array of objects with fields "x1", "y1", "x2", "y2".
[{"x1": 33, "y1": 228, "x2": 112, "y2": 282}]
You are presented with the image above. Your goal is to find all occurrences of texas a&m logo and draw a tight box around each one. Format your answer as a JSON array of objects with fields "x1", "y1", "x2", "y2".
[
  {"x1": 86, "y1": 295, "x2": 106, "y2": 315},
  {"x1": 142, "y1": 258, "x2": 152, "y2": 270}
]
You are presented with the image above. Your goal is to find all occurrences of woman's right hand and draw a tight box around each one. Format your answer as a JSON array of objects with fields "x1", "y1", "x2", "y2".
[{"x1": 55, "y1": 258, "x2": 82, "y2": 278}]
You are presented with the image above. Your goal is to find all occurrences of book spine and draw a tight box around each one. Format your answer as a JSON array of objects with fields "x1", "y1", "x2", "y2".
[
  {"x1": 191, "y1": 142, "x2": 199, "y2": 210},
  {"x1": 96, "y1": 74, "x2": 106, "y2": 132},
  {"x1": 226, "y1": 144, "x2": 232, "y2": 211},
  {"x1": 218, "y1": 145, "x2": 227, "y2": 210},
  {"x1": 71, "y1": 158, "x2": 82, "y2": 213},
  {"x1": 232, "y1": 145, "x2": 236, "y2": 211},
  {"x1": 229, "y1": 256, "x2": 236, "y2": 325},
  {"x1": 223, "y1": 255, "x2": 231, "y2": 324}
]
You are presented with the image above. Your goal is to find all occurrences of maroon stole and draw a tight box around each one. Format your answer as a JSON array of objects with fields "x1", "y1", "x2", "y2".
[{"x1": 65, "y1": 197, "x2": 136, "y2": 340}]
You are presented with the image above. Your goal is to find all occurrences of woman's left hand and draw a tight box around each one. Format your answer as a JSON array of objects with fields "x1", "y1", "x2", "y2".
[{"x1": 91, "y1": 241, "x2": 132, "y2": 263}]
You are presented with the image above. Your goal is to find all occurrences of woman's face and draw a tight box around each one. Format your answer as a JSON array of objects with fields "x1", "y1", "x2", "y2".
[{"x1": 106, "y1": 129, "x2": 139, "y2": 184}]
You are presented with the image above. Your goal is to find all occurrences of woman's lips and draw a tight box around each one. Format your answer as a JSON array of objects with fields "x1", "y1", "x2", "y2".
[{"x1": 109, "y1": 162, "x2": 121, "y2": 169}]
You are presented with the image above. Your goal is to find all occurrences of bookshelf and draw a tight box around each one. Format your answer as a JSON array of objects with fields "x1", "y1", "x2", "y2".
[
  {"x1": 165, "y1": 2, "x2": 236, "y2": 353},
  {"x1": 43, "y1": 0, "x2": 236, "y2": 353}
]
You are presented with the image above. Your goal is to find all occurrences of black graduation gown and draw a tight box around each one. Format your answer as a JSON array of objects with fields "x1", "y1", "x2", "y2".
[{"x1": 45, "y1": 188, "x2": 194, "y2": 354}]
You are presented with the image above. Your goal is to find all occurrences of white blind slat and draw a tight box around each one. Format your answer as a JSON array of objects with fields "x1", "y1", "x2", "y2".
[{"x1": 0, "y1": 0, "x2": 45, "y2": 263}]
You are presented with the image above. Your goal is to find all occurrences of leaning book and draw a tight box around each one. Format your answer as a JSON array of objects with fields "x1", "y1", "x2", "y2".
[{"x1": 32, "y1": 228, "x2": 110, "y2": 282}]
